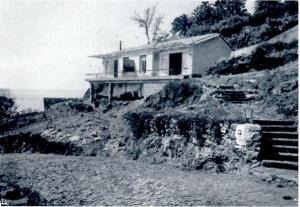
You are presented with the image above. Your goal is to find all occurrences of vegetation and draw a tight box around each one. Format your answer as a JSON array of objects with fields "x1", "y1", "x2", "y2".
[
  {"x1": 0, "y1": 91, "x2": 16, "y2": 119},
  {"x1": 131, "y1": 6, "x2": 168, "y2": 44},
  {"x1": 207, "y1": 40, "x2": 298, "y2": 75},
  {"x1": 171, "y1": 0, "x2": 298, "y2": 49}
]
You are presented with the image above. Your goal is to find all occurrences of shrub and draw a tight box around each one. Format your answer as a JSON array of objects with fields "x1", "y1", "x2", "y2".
[
  {"x1": 275, "y1": 93, "x2": 298, "y2": 117},
  {"x1": 124, "y1": 111, "x2": 154, "y2": 139},
  {"x1": 120, "y1": 92, "x2": 133, "y2": 101},
  {"x1": 0, "y1": 94, "x2": 16, "y2": 119}
]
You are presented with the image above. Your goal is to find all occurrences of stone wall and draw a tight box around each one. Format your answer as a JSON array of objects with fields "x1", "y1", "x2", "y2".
[
  {"x1": 123, "y1": 111, "x2": 254, "y2": 172},
  {"x1": 43, "y1": 98, "x2": 80, "y2": 110},
  {"x1": 143, "y1": 81, "x2": 168, "y2": 98}
]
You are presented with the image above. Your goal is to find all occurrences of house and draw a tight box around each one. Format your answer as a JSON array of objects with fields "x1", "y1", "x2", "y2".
[{"x1": 85, "y1": 33, "x2": 232, "y2": 102}]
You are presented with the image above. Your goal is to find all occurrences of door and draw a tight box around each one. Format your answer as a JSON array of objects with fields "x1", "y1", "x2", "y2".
[
  {"x1": 169, "y1": 53, "x2": 182, "y2": 75},
  {"x1": 113, "y1": 59, "x2": 118, "y2": 78}
]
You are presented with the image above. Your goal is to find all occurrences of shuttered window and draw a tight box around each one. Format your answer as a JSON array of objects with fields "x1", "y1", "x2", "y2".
[{"x1": 139, "y1": 55, "x2": 146, "y2": 73}]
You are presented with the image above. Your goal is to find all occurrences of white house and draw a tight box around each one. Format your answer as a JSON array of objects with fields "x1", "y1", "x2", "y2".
[{"x1": 85, "y1": 33, "x2": 232, "y2": 101}]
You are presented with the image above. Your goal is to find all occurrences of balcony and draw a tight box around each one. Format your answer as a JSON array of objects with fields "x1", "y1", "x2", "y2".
[{"x1": 85, "y1": 68, "x2": 189, "y2": 83}]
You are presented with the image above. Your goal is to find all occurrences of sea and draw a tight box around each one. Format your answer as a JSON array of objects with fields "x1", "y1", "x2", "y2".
[{"x1": 1, "y1": 88, "x2": 86, "y2": 112}]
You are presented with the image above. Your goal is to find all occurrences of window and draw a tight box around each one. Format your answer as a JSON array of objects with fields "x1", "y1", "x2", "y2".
[
  {"x1": 123, "y1": 57, "x2": 135, "y2": 72},
  {"x1": 104, "y1": 60, "x2": 109, "y2": 74},
  {"x1": 139, "y1": 55, "x2": 147, "y2": 73}
]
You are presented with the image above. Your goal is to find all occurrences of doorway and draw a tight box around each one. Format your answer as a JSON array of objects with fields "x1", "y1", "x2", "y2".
[
  {"x1": 169, "y1": 53, "x2": 182, "y2": 75},
  {"x1": 113, "y1": 60, "x2": 118, "y2": 78}
]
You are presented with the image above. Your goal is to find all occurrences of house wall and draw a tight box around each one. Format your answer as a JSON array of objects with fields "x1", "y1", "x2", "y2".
[
  {"x1": 102, "y1": 58, "x2": 117, "y2": 78},
  {"x1": 158, "y1": 49, "x2": 193, "y2": 76},
  {"x1": 143, "y1": 81, "x2": 168, "y2": 98},
  {"x1": 102, "y1": 51, "x2": 154, "y2": 78},
  {"x1": 192, "y1": 36, "x2": 232, "y2": 76}
]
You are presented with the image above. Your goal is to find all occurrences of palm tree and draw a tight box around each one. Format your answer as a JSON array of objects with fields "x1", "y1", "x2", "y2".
[{"x1": 171, "y1": 14, "x2": 192, "y2": 37}]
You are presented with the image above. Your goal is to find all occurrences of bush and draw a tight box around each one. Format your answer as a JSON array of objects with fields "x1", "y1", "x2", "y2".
[
  {"x1": 120, "y1": 92, "x2": 133, "y2": 101},
  {"x1": 274, "y1": 92, "x2": 298, "y2": 117},
  {"x1": 124, "y1": 111, "x2": 154, "y2": 139},
  {"x1": 0, "y1": 94, "x2": 16, "y2": 119}
]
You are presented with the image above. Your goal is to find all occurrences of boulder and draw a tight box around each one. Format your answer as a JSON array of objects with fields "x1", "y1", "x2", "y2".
[
  {"x1": 69, "y1": 135, "x2": 80, "y2": 142},
  {"x1": 235, "y1": 124, "x2": 262, "y2": 151}
]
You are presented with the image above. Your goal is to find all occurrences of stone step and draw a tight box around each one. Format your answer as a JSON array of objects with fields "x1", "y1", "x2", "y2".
[
  {"x1": 277, "y1": 152, "x2": 298, "y2": 162},
  {"x1": 218, "y1": 86, "x2": 234, "y2": 89},
  {"x1": 262, "y1": 131, "x2": 298, "y2": 138},
  {"x1": 218, "y1": 91, "x2": 245, "y2": 94},
  {"x1": 222, "y1": 98, "x2": 250, "y2": 102},
  {"x1": 217, "y1": 92, "x2": 246, "y2": 96},
  {"x1": 267, "y1": 152, "x2": 299, "y2": 162},
  {"x1": 272, "y1": 138, "x2": 298, "y2": 146},
  {"x1": 253, "y1": 120, "x2": 295, "y2": 126},
  {"x1": 272, "y1": 145, "x2": 298, "y2": 153},
  {"x1": 222, "y1": 100, "x2": 245, "y2": 104},
  {"x1": 261, "y1": 125, "x2": 297, "y2": 132},
  {"x1": 262, "y1": 160, "x2": 298, "y2": 170},
  {"x1": 221, "y1": 96, "x2": 247, "y2": 99}
]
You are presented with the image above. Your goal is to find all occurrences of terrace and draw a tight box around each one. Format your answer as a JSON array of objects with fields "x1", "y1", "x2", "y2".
[{"x1": 85, "y1": 68, "x2": 189, "y2": 83}]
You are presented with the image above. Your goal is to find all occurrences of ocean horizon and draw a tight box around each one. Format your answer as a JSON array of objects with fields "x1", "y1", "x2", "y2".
[{"x1": 2, "y1": 88, "x2": 87, "y2": 112}]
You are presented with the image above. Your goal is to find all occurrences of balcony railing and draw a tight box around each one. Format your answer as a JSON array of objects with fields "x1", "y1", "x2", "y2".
[{"x1": 85, "y1": 68, "x2": 189, "y2": 79}]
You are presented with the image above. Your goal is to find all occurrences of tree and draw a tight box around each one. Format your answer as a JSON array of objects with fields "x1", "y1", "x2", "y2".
[
  {"x1": 225, "y1": 0, "x2": 247, "y2": 17},
  {"x1": 0, "y1": 91, "x2": 16, "y2": 119},
  {"x1": 255, "y1": 0, "x2": 298, "y2": 16},
  {"x1": 151, "y1": 15, "x2": 164, "y2": 42},
  {"x1": 171, "y1": 14, "x2": 192, "y2": 37},
  {"x1": 132, "y1": 6, "x2": 165, "y2": 44},
  {"x1": 191, "y1": 1, "x2": 214, "y2": 25},
  {"x1": 213, "y1": 0, "x2": 248, "y2": 21}
]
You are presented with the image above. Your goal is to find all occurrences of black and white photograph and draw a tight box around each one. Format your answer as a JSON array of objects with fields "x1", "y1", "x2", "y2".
[{"x1": 0, "y1": 0, "x2": 298, "y2": 206}]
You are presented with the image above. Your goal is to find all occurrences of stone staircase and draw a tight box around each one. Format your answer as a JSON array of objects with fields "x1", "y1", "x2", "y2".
[
  {"x1": 254, "y1": 119, "x2": 298, "y2": 170},
  {"x1": 214, "y1": 86, "x2": 256, "y2": 103}
]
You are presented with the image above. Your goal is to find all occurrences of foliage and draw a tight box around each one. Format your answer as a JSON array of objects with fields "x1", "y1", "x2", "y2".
[
  {"x1": 171, "y1": 0, "x2": 248, "y2": 37},
  {"x1": 131, "y1": 6, "x2": 167, "y2": 44},
  {"x1": 170, "y1": 0, "x2": 298, "y2": 49},
  {"x1": 275, "y1": 93, "x2": 298, "y2": 117},
  {"x1": 207, "y1": 40, "x2": 298, "y2": 75},
  {"x1": 124, "y1": 111, "x2": 154, "y2": 139},
  {"x1": 0, "y1": 93, "x2": 16, "y2": 119},
  {"x1": 171, "y1": 14, "x2": 192, "y2": 37}
]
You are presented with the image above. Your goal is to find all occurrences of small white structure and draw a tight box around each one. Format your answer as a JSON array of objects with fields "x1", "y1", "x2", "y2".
[
  {"x1": 85, "y1": 33, "x2": 233, "y2": 101},
  {"x1": 235, "y1": 124, "x2": 261, "y2": 146}
]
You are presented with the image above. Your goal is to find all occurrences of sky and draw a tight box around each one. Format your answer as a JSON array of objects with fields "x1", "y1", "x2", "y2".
[{"x1": 0, "y1": 0, "x2": 255, "y2": 92}]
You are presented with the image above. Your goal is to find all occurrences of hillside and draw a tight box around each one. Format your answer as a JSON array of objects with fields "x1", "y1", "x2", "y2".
[{"x1": 231, "y1": 25, "x2": 298, "y2": 58}]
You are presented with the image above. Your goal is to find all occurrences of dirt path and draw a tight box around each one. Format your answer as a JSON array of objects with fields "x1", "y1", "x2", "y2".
[{"x1": 0, "y1": 154, "x2": 297, "y2": 206}]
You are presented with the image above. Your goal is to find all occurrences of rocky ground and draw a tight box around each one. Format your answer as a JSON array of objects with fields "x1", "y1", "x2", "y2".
[
  {"x1": 0, "y1": 68, "x2": 298, "y2": 205},
  {"x1": 0, "y1": 153, "x2": 298, "y2": 206}
]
